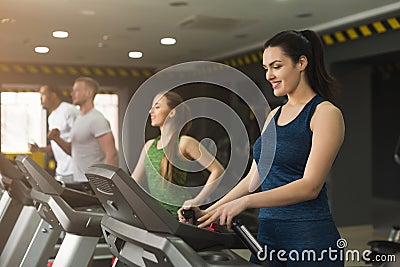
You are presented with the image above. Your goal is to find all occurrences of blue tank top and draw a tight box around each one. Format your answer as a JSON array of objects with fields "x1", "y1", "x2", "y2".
[{"x1": 253, "y1": 95, "x2": 332, "y2": 221}]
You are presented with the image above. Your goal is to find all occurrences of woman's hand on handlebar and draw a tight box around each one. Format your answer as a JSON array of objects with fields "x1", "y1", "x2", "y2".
[
  {"x1": 197, "y1": 197, "x2": 248, "y2": 231},
  {"x1": 177, "y1": 203, "x2": 204, "y2": 223}
]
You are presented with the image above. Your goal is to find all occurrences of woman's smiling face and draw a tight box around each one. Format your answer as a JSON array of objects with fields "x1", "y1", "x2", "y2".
[
  {"x1": 149, "y1": 94, "x2": 172, "y2": 127},
  {"x1": 263, "y1": 46, "x2": 303, "y2": 97}
]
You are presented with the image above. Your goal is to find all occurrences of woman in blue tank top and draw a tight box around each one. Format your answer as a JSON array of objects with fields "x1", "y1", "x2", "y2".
[{"x1": 190, "y1": 30, "x2": 345, "y2": 266}]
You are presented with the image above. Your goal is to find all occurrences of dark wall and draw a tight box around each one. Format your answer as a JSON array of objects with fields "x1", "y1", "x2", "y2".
[
  {"x1": 371, "y1": 67, "x2": 400, "y2": 200},
  {"x1": 325, "y1": 29, "x2": 400, "y2": 226},
  {"x1": 330, "y1": 63, "x2": 373, "y2": 226},
  {"x1": 117, "y1": 83, "x2": 143, "y2": 171}
]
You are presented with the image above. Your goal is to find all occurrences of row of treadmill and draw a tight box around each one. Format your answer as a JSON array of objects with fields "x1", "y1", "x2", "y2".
[
  {"x1": 0, "y1": 153, "x2": 259, "y2": 267},
  {"x1": 1, "y1": 152, "x2": 399, "y2": 267}
]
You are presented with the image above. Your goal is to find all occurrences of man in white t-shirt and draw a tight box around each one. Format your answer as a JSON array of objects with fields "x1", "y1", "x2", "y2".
[
  {"x1": 29, "y1": 85, "x2": 79, "y2": 182},
  {"x1": 48, "y1": 77, "x2": 118, "y2": 193}
]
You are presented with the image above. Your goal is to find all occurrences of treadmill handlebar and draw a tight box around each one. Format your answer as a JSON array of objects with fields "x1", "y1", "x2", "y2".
[
  {"x1": 179, "y1": 208, "x2": 262, "y2": 254},
  {"x1": 181, "y1": 209, "x2": 195, "y2": 225},
  {"x1": 232, "y1": 218, "x2": 263, "y2": 257}
]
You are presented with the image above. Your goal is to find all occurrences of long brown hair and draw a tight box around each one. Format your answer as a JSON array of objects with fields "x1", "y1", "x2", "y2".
[{"x1": 158, "y1": 91, "x2": 191, "y2": 183}]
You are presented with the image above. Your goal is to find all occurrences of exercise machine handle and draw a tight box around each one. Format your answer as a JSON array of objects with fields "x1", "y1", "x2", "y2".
[
  {"x1": 232, "y1": 218, "x2": 263, "y2": 256},
  {"x1": 181, "y1": 209, "x2": 195, "y2": 225}
]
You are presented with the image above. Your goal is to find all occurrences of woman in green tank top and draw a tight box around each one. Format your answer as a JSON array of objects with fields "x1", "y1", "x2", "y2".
[{"x1": 131, "y1": 91, "x2": 224, "y2": 218}]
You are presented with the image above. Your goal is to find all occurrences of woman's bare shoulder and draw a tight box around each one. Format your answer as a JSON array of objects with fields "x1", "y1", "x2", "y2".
[{"x1": 144, "y1": 139, "x2": 155, "y2": 152}]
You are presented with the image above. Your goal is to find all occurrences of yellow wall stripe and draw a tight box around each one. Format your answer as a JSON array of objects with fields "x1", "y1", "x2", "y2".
[
  {"x1": 0, "y1": 64, "x2": 10, "y2": 72},
  {"x1": 142, "y1": 70, "x2": 152, "y2": 77},
  {"x1": 41, "y1": 66, "x2": 52, "y2": 74},
  {"x1": 251, "y1": 53, "x2": 258, "y2": 63},
  {"x1": 117, "y1": 68, "x2": 128, "y2": 77},
  {"x1": 372, "y1": 21, "x2": 386, "y2": 33},
  {"x1": 244, "y1": 55, "x2": 251, "y2": 65},
  {"x1": 320, "y1": 16, "x2": 398, "y2": 46},
  {"x1": 346, "y1": 28, "x2": 359, "y2": 40},
  {"x1": 13, "y1": 65, "x2": 25, "y2": 73},
  {"x1": 93, "y1": 67, "x2": 104, "y2": 76},
  {"x1": 359, "y1": 25, "x2": 373, "y2": 36},
  {"x1": 55, "y1": 66, "x2": 65, "y2": 74},
  {"x1": 106, "y1": 68, "x2": 116, "y2": 76},
  {"x1": 27, "y1": 65, "x2": 39, "y2": 74},
  {"x1": 130, "y1": 69, "x2": 140, "y2": 77},
  {"x1": 67, "y1": 67, "x2": 79, "y2": 75},
  {"x1": 220, "y1": 15, "x2": 399, "y2": 66},
  {"x1": 237, "y1": 57, "x2": 244, "y2": 66},
  {"x1": 1, "y1": 88, "x2": 117, "y2": 95},
  {"x1": 80, "y1": 67, "x2": 91, "y2": 75},
  {"x1": 334, "y1": 31, "x2": 346, "y2": 42},
  {"x1": 322, "y1": 34, "x2": 335, "y2": 45},
  {"x1": 387, "y1": 17, "x2": 400, "y2": 30},
  {"x1": 0, "y1": 63, "x2": 154, "y2": 78}
]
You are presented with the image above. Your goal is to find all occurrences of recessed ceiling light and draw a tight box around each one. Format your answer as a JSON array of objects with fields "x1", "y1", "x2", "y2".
[
  {"x1": 235, "y1": 33, "x2": 248, "y2": 39},
  {"x1": 80, "y1": 10, "x2": 95, "y2": 16},
  {"x1": 161, "y1": 37, "x2": 176, "y2": 45},
  {"x1": 296, "y1": 13, "x2": 312, "y2": 18},
  {"x1": 128, "y1": 51, "x2": 143, "y2": 59},
  {"x1": 169, "y1": 1, "x2": 188, "y2": 7},
  {"x1": 126, "y1": 26, "x2": 141, "y2": 32},
  {"x1": 97, "y1": 42, "x2": 104, "y2": 48},
  {"x1": 1, "y1": 18, "x2": 16, "y2": 24},
  {"x1": 102, "y1": 35, "x2": 110, "y2": 41},
  {"x1": 52, "y1": 31, "x2": 69, "y2": 38},
  {"x1": 34, "y1": 46, "x2": 49, "y2": 54}
]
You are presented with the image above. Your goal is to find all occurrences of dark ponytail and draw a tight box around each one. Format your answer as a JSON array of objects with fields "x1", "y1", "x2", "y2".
[{"x1": 264, "y1": 30, "x2": 337, "y2": 102}]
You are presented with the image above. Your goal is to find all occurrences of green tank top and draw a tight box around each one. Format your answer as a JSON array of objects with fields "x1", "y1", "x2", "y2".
[{"x1": 144, "y1": 136, "x2": 190, "y2": 217}]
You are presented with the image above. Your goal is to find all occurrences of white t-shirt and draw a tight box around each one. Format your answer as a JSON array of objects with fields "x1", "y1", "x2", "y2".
[
  {"x1": 48, "y1": 102, "x2": 79, "y2": 176},
  {"x1": 71, "y1": 108, "x2": 112, "y2": 182}
]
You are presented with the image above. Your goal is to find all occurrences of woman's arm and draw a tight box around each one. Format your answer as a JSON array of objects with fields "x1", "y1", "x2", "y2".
[
  {"x1": 201, "y1": 106, "x2": 279, "y2": 211},
  {"x1": 179, "y1": 158, "x2": 259, "y2": 222},
  {"x1": 198, "y1": 103, "x2": 345, "y2": 229},
  {"x1": 131, "y1": 139, "x2": 154, "y2": 184},
  {"x1": 179, "y1": 135, "x2": 224, "y2": 206},
  {"x1": 206, "y1": 160, "x2": 259, "y2": 210}
]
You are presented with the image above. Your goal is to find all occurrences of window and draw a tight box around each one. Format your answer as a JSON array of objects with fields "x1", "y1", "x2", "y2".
[
  {"x1": 1, "y1": 92, "x2": 46, "y2": 152},
  {"x1": 1, "y1": 90, "x2": 118, "y2": 152}
]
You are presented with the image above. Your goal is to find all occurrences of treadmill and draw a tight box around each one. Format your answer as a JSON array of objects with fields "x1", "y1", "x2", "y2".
[
  {"x1": 0, "y1": 153, "x2": 33, "y2": 252},
  {"x1": 0, "y1": 153, "x2": 60, "y2": 267},
  {"x1": 15, "y1": 154, "x2": 108, "y2": 267},
  {"x1": 85, "y1": 164, "x2": 258, "y2": 267}
]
